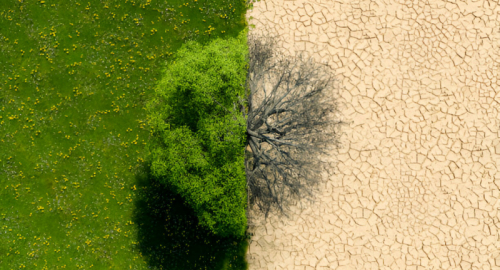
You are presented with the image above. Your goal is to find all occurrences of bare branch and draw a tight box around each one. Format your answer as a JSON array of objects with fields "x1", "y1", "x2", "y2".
[{"x1": 244, "y1": 32, "x2": 348, "y2": 218}]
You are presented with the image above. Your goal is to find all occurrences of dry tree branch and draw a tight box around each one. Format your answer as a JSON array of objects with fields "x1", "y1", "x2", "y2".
[{"x1": 244, "y1": 32, "x2": 347, "y2": 219}]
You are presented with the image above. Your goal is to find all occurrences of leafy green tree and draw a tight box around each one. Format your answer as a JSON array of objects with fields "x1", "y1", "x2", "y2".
[{"x1": 146, "y1": 30, "x2": 249, "y2": 237}]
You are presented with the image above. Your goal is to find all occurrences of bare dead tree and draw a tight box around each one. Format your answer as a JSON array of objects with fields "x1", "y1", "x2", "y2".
[{"x1": 242, "y1": 33, "x2": 347, "y2": 219}]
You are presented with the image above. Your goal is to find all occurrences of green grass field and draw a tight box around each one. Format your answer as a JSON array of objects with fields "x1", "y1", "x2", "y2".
[{"x1": 0, "y1": 0, "x2": 250, "y2": 269}]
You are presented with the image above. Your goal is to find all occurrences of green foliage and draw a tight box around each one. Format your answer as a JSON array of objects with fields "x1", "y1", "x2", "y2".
[
  {"x1": 147, "y1": 29, "x2": 249, "y2": 237},
  {"x1": 0, "y1": 0, "x2": 250, "y2": 267}
]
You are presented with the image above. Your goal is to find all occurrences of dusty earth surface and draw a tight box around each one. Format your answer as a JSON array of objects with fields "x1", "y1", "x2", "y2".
[{"x1": 245, "y1": 0, "x2": 500, "y2": 269}]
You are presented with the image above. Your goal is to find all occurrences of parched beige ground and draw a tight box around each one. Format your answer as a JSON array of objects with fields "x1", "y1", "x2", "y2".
[{"x1": 245, "y1": 0, "x2": 500, "y2": 269}]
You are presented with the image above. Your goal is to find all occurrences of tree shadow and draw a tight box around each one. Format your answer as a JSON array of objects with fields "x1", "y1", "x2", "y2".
[{"x1": 132, "y1": 163, "x2": 249, "y2": 270}]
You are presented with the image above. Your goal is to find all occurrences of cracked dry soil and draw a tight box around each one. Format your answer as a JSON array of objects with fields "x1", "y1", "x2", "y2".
[{"x1": 245, "y1": 0, "x2": 500, "y2": 269}]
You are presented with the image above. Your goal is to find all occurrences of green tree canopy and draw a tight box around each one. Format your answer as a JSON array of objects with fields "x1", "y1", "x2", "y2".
[{"x1": 146, "y1": 30, "x2": 249, "y2": 237}]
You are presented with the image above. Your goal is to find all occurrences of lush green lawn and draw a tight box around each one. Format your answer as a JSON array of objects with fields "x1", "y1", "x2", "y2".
[{"x1": 0, "y1": 0, "x2": 250, "y2": 269}]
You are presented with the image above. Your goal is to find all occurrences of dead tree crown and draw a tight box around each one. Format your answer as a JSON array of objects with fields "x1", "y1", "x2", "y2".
[{"x1": 242, "y1": 33, "x2": 347, "y2": 218}]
